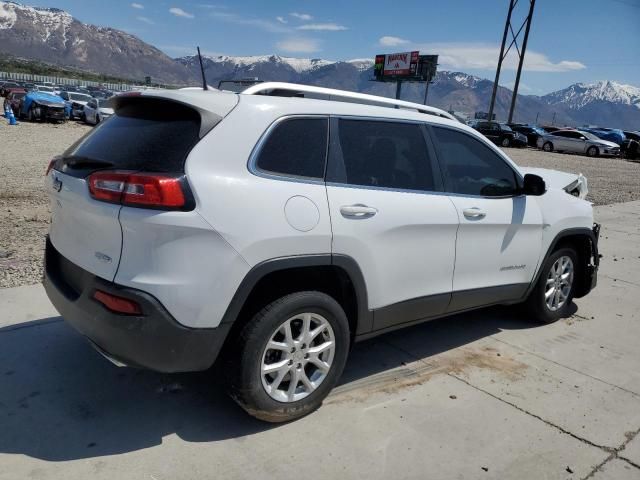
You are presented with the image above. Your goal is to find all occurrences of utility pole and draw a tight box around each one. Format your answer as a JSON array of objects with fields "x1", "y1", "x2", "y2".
[
  {"x1": 423, "y1": 80, "x2": 430, "y2": 105},
  {"x1": 395, "y1": 80, "x2": 402, "y2": 101},
  {"x1": 488, "y1": 0, "x2": 536, "y2": 123},
  {"x1": 508, "y1": 0, "x2": 536, "y2": 123}
]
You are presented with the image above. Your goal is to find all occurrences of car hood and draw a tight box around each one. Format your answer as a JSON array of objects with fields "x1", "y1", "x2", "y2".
[
  {"x1": 592, "y1": 139, "x2": 619, "y2": 148},
  {"x1": 27, "y1": 92, "x2": 65, "y2": 106},
  {"x1": 520, "y1": 167, "x2": 588, "y2": 199}
]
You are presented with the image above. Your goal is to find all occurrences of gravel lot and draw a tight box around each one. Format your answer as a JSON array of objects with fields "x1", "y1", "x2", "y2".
[{"x1": 1, "y1": 121, "x2": 639, "y2": 288}]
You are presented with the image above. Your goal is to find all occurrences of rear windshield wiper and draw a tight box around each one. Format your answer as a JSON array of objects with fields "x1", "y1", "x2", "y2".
[{"x1": 61, "y1": 156, "x2": 114, "y2": 170}]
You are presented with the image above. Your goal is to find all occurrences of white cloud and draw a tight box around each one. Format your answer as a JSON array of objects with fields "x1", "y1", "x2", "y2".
[
  {"x1": 211, "y1": 11, "x2": 289, "y2": 33},
  {"x1": 296, "y1": 23, "x2": 347, "y2": 31},
  {"x1": 276, "y1": 37, "x2": 321, "y2": 53},
  {"x1": 290, "y1": 12, "x2": 312, "y2": 21},
  {"x1": 276, "y1": 16, "x2": 287, "y2": 24},
  {"x1": 378, "y1": 36, "x2": 410, "y2": 47},
  {"x1": 169, "y1": 7, "x2": 194, "y2": 19},
  {"x1": 131, "y1": 2, "x2": 144, "y2": 9},
  {"x1": 414, "y1": 43, "x2": 586, "y2": 72},
  {"x1": 136, "y1": 16, "x2": 154, "y2": 24}
]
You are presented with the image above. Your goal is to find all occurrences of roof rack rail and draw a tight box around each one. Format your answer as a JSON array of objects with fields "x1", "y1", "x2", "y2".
[{"x1": 241, "y1": 82, "x2": 457, "y2": 121}]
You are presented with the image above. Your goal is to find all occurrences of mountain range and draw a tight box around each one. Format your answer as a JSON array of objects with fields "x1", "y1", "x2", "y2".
[{"x1": 1, "y1": 1, "x2": 638, "y2": 129}]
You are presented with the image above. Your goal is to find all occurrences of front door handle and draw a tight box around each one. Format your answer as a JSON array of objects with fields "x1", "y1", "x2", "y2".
[
  {"x1": 340, "y1": 204, "x2": 378, "y2": 219},
  {"x1": 463, "y1": 207, "x2": 486, "y2": 220}
]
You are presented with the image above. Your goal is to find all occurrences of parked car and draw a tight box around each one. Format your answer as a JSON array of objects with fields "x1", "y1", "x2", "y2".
[
  {"x1": 60, "y1": 91, "x2": 93, "y2": 120},
  {"x1": 18, "y1": 91, "x2": 66, "y2": 122},
  {"x1": 537, "y1": 129, "x2": 620, "y2": 157},
  {"x1": 622, "y1": 131, "x2": 640, "y2": 160},
  {"x1": 0, "y1": 81, "x2": 21, "y2": 97},
  {"x1": 580, "y1": 127, "x2": 626, "y2": 146},
  {"x1": 472, "y1": 121, "x2": 526, "y2": 147},
  {"x1": 83, "y1": 97, "x2": 114, "y2": 125},
  {"x1": 4, "y1": 89, "x2": 26, "y2": 114},
  {"x1": 44, "y1": 83, "x2": 599, "y2": 422},
  {"x1": 509, "y1": 124, "x2": 547, "y2": 147},
  {"x1": 33, "y1": 85, "x2": 56, "y2": 94}
]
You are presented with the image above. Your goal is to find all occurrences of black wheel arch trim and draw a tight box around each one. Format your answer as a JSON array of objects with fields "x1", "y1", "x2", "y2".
[
  {"x1": 220, "y1": 254, "x2": 373, "y2": 335},
  {"x1": 524, "y1": 226, "x2": 600, "y2": 300}
]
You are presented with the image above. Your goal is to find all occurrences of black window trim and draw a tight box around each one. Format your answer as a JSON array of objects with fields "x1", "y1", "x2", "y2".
[
  {"x1": 426, "y1": 123, "x2": 524, "y2": 199},
  {"x1": 325, "y1": 115, "x2": 445, "y2": 195},
  {"x1": 247, "y1": 114, "x2": 330, "y2": 185}
]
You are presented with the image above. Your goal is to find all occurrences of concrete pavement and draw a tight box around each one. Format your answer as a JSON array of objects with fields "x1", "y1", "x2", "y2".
[{"x1": 1, "y1": 202, "x2": 640, "y2": 479}]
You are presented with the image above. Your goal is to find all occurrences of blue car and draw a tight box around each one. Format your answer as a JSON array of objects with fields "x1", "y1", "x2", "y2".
[
  {"x1": 19, "y1": 91, "x2": 67, "y2": 122},
  {"x1": 580, "y1": 127, "x2": 626, "y2": 146}
]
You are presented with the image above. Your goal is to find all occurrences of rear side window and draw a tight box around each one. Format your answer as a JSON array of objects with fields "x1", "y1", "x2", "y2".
[
  {"x1": 62, "y1": 98, "x2": 201, "y2": 173},
  {"x1": 431, "y1": 126, "x2": 519, "y2": 197},
  {"x1": 329, "y1": 119, "x2": 436, "y2": 191},
  {"x1": 255, "y1": 118, "x2": 328, "y2": 179}
]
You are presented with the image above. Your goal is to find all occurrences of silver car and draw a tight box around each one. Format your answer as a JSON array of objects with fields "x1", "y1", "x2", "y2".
[
  {"x1": 537, "y1": 129, "x2": 620, "y2": 157},
  {"x1": 83, "y1": 97, "x2": 114, "y2": 125}
]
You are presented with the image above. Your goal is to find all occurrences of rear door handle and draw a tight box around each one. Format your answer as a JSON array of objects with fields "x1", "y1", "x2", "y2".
[
  {"x1": 340, "y1": 204, "x2": 378, "y2": 219},
  {"x1": 463, "y1": 207, "x2": 486, "y2": 219}
]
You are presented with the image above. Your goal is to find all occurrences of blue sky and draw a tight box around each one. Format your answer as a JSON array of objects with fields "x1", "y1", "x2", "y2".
[{"x1": 41, "y1": 0, "x2": 640, "y2": 94}]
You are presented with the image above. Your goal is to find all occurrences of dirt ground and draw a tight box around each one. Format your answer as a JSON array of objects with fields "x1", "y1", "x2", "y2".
[{"x1": 1, "y1": 120, "x2": 639, "y2": 288}]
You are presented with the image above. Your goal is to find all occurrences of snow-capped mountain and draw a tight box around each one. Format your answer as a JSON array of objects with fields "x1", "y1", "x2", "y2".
[
  {"x1": 543, "y1": 81, "x2": 640, "y2": 110},
  {"x1": 0, "y1": 1, "x2": 195, "y2": 83}
]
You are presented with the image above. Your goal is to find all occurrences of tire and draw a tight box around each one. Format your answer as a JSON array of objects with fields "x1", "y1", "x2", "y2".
[
  {"x1": 501, "y1": 137, "x2": 511, "y2": 148},
  {"x1": 586, "y1": 146, "x2": 599, "y2": 157},
  {"x1": 543, "y1": 142, "x2": 553, "y2": 152},
  {"x1": 28, "y1": 105, "x2": 36, "y2": 122},
  {"x1": 226, "y1": 291, "x2": 350, "y2": 423},
  {"x1": 95, "y1": 114, "x2": 100, "y2": 125},
  {"x1": 525, "y1": 247, "x2": 578, "y2": 324}
]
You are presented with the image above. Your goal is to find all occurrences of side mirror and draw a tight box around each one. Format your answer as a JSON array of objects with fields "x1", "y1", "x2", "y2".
[{"x1": 522, "y1": 174, "x2": 546, "y2": 196}]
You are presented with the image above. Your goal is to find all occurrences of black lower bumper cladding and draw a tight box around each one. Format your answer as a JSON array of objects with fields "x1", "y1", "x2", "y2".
[{"x1": 43, "y1": 238, "x2": 230, "y2": 373}]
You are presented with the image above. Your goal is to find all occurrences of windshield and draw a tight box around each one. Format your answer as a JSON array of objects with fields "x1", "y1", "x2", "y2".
[
  {"x1": 578, "y1": 131, "x2": 599, "y2": 141},
  {"x1": 532, "y1": 127, "x2": 546, "y2": 135},
  {"x1": 69, "y1": 93, "x2": 91, "y2": 101},
  {"x1": 501, "y1": 124, "x2": 513, "y2": 132}
]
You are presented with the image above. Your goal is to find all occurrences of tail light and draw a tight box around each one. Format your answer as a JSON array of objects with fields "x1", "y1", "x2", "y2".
[
  {"x1": 93, "y1": 290, "x2": 142, "y2": 315},
  {"x1": 88, "y1": 171, "x2": 191, "y2": 210}
]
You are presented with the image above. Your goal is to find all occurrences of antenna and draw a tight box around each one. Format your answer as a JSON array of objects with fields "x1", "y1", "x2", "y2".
[{"x1": 196, "y1": 46, "x2": 208, "y2": 91}]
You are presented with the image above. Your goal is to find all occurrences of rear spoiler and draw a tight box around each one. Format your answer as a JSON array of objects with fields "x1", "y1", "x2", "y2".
[{"x1": 109, "y1": 91, "x2": 238, "y2": 138}]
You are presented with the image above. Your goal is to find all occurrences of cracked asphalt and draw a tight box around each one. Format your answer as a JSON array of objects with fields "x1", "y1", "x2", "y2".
[{"x1": 1, "y1": 201, "x2": 640, "y2": 479}]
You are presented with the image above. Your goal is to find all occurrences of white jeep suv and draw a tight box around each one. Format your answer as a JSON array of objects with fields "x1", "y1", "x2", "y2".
[{"x1": 44, "y1": 83, "x2": 600, "y2": 422}]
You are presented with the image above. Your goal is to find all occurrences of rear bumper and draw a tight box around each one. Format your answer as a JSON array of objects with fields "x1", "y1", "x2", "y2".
[{"x1": 44, "y1": 238, "x2": 230, "y2": 373}]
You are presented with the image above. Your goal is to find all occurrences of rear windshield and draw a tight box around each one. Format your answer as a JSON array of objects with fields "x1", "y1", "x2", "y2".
[{"x1": 61, "y1": 98, "x2": 201, "y2": 174}]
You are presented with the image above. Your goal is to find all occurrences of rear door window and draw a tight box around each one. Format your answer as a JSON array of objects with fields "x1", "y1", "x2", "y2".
[
  {"x1": 60, "y1": 98, "x2": 201, "y2": 175},
  {"x1": 430, "y1": 126, "x2": 519, "y2": 197},
  {"x1": 255, "y1": 117, "x2": 328, "y2": 179},
  {"x1": 328, "y1": 119, "x2": 437, "y2": 192}
]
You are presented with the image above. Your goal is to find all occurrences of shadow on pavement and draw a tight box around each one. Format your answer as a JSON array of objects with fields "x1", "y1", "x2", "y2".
[{"x1": 0, "y1": 304, "x2": 561, "y2": 461}]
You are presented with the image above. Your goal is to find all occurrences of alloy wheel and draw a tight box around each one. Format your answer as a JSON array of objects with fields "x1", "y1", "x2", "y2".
[
  {"x1": 545, "y1": 255, "x2": 574, "y2": 311},
  {"x1": 261, "y1": 312, "x2": 335, "y2": 403}
]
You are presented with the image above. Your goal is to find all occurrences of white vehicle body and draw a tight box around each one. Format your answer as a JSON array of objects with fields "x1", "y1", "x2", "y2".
[
  {"x1": 44, "y1": 83, "x2": 599, "y2": 384},
  {"x1": 83, "y1": 98, "x2": 113, "y2": 125}
]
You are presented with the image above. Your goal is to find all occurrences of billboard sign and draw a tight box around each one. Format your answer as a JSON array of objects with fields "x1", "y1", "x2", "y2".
[{"x1": 382, "y1": 51, "x2": 419, "y2": 76}]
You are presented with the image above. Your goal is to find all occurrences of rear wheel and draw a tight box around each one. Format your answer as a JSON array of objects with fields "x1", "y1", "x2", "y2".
[
  {"x1": 587, "y1": 146, "x2": 599, "y2": 157},
  {"x1": 543, "y1": 142, "x2": 553, "y2": 152},
  {"x1": 501, "y1": 137, "x2": 511, "y2": 147},
  {"x1": 525, "y1": 247, "x2": 578, "y2": 324},
  {"x1": 226, "y1": 291, "x2": 350, "y2": 422}
]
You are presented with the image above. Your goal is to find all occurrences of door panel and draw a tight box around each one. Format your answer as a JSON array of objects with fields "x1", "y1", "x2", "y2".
[
  {"x1": 327, "y1": 186, "x2": 458, "y2": 312},
  {"x1": 447, "y1": 195, "x2": 543, "y2": 294},
  {"x1": 326, "y1": 118, "x2": 459, "y2": 330},
  {"x1": 429, "y1": 125, "x2": 544, "y2": 310}
]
